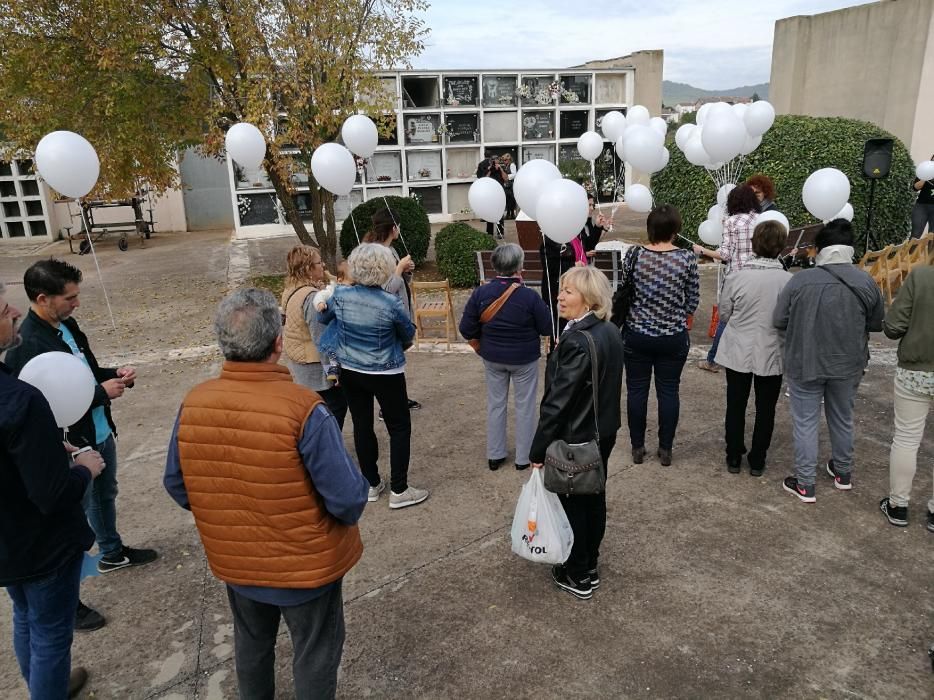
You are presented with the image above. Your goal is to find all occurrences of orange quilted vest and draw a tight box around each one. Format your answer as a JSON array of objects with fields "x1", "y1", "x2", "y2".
[{"x1": 177, "y1": 361, "x2": 362, "y2": 588}]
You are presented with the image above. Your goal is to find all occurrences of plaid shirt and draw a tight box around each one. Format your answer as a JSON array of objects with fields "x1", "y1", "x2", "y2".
[{"x1": 718, "y1": 212, "x2": 759, "y2": 277}]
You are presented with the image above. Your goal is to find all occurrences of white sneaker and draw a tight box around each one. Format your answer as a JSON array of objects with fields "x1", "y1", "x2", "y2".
[
  {"x1": 367, "y1": 481, "x2": 385, "y2": 502},
  {"x1": 389, "y1": 486, "x2": 429, "y2": 510}
]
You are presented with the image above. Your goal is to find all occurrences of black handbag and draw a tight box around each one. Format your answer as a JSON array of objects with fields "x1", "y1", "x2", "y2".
[
  {"x1": 543, "y1": 330, "x2": 605, "y2": 495},
  {"x1": 610, "y1": 246, "x2": 642, "y2": 329}
]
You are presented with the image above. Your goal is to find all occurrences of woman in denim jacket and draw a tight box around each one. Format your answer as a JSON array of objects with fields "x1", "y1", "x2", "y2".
[{"x1": 318, "y1": 243, "x2": 429, "y2": 511}]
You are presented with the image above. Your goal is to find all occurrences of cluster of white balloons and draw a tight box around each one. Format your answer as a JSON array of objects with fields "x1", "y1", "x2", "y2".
[
  {"x1": 675, "y1": 100, "x2": 775, "y2": 170},
  {"x1": 604, "y1": 105, "x2": 670, "y2": 176}
]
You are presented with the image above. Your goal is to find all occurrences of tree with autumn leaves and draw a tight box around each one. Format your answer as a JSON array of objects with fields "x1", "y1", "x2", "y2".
[{"x1": 0, "y1": 0, "x2": 428, "y2": 266}]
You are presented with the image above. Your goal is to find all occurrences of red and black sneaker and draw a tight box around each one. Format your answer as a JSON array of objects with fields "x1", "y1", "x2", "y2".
[
  {"x1": 825, "y1": 459, "x2": 852, "y2": 490},
  {"x1": 783, "y1": 476, "x2": 816, "y2": 503}
]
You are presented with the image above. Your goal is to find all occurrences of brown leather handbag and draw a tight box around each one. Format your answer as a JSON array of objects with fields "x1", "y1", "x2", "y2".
[{"x1": 468, "y1": 283, "x2": 519, "y2": 353}]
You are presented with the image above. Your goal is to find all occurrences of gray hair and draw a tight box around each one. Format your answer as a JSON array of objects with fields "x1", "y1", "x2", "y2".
[
  {"x1": 348, "y1": 243, "x2": 395, "y2": 287},
  {"x1": 214, "y1": 288, "x2": 282, "y2": 362},
  {"x1": 491, "y1": 243, "x2": 524, "y2": 277}
]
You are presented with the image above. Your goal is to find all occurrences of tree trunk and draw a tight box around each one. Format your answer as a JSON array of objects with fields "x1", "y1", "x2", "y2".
[
  {"x1": 309, "y1": 178, "x2": 339, "y2": 269},
  {"x1": 266, "y1": 154, "x2": 315, "y2": 246}
]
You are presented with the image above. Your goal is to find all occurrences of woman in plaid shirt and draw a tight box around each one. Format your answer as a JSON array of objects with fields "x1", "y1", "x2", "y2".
[{"x1": 693, "y1": 185, "x2": 760, "y2": 372}]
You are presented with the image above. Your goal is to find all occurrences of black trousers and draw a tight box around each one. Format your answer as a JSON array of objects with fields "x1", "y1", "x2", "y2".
[
  {"x1": 226, "y1": 582, "x2": 345, "y2": 700},
  {"x1": 724, "y1": 369, "x2": 783, "y2": 468},
  {"x1": 317, "y1": 386, "x2": 347, "y2": 431},
  {"x1": 558, "y1": 436, "x2": 616, "y2": 581},
  {"x1": 486, "y1": 218, "x2": 504, "y2": 237},
  {"x1": 341, "y1": 369, "x2": 411, "y2": 493},
  {"x1": 624, "y1": 330, "x2": 689, "y2": 450}
]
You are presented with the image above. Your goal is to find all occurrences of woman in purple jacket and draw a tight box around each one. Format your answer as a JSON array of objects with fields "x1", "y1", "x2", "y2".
[{"x1": 460, "y1": 244, "x2": 552, "y2": 471}]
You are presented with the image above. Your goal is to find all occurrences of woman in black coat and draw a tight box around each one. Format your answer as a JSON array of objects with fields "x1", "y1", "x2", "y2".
[{"x1": 529, "y1": 266, "x2": 624, "y2": 600}]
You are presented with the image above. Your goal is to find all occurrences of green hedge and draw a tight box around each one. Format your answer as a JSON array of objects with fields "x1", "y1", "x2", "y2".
[
  {"x1": 435, "y1": 223, "x2": 496, "y2": 288},
  {"x1": 339, "y1": 196, "x2": 430, "y2": 264},
  {"x1": 652, "y1": 115, "x2": 914, "y2": 255}
]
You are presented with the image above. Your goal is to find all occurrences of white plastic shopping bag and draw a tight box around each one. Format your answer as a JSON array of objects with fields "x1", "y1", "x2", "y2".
[{"x1": 510, "y1": 468, "x2": 574, "y2": 564}]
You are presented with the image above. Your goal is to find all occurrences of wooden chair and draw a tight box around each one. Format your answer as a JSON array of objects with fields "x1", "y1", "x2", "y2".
[
  {"x1": 411, "y1": 280, "x2": 456, "y2": 350},
  {"x1": 898, "y1": 236, "x2": 931, "y2": 277},
  {"x1": 858, "y1": 245, "x2": 893, "y2": 298},
  {"x1": 883, "y1": 244, "x2": 905, "y2": 302}
]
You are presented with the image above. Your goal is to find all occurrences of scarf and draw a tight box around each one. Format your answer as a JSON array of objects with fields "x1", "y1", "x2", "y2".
[
  {"x1": 570, "y1": 237, "x2": 587, "y2": 265},
  {"x1": 744, "y1": 256, "x2": 786, "y2": 270},
  {"x1": 815, "y1": 245, "x2": 855, "y2": 266}
]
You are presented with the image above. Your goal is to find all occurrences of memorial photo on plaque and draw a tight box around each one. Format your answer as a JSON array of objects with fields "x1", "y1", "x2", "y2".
[
  {"x1": 560, "y1": 110, "x2": 589, "y2": 139},
  {"x1": 560, "y1": 74, "x2": 591, "y2": 104},
  {"x1": 443, "y1": 113, "x2": 479, "y2": 143},
  {"x1": 404, "y1": 114, "x2": 441, "y2": 144},
  {"x1": 443, "y1": 76, "x2": 478, "y2": 106},
  {"x1": 521, "y1": 111, "x2": 555, "y2": 140},
  {"x1": 482, "y1": 76, "x2": 518, "y2": 107}
]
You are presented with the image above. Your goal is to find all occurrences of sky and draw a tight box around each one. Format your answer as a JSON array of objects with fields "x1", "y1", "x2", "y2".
[{"x1": 414, "y1": 0, "x2": 875, "y2": 89}]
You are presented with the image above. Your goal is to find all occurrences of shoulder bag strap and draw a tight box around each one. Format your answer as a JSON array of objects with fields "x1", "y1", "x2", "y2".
[
  {"x1": 284, "y1": 285, "x2": 315, "y2": 312},
  {"x1": 480, "y1": 282, "x2": 520, "y2": 324},
  {"x1": 818, "y1": 266, "x2": 869, "y2": 317},
  {"x1": 579, "y1": 329, "x2": 600, "y2": 442}
]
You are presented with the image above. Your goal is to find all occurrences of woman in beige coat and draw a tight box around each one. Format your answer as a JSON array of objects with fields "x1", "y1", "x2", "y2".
[{"x1": 715, "y1": 221, "x2": 792, "y2": 476}]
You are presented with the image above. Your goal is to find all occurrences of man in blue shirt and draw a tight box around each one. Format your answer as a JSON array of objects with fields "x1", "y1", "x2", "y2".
[{"x1": 5, "y1": 259, "x2": 158, "y2": 631}]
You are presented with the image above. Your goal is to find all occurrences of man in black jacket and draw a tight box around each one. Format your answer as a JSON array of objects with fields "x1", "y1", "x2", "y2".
[
  {"x1": 5, "y1": 259, "x2": 158, "y2": 630},
  {"x1": 1, "y1": 280, "x2": 105, "y2": 698}
]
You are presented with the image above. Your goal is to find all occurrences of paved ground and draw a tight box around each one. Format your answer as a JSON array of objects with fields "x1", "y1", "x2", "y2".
[{"x1": 0, "y1": 224, "x2": 931, "y2": 699}]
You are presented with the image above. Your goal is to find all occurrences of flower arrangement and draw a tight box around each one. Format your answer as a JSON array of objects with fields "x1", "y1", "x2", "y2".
[
  {"x1": 417, "y1": 167, "x2": 432, "y2": 178},
  {"x1": 514, "y1": 84, "x2": 532, "y2": 99},
  {"x1": 562, "y1": 89, "x2": 580, "y2": 103},
  {"x1": 409, "y1": 192, "x2": 422, "y2": 205},
  {"x1": 497, "y1": 94, "x2": 513, "y2": 105},
  {"x1": 446, "y1": 96, "x2": 460, "y2": 106},
  {"x1": 237, "y1": 196, "x2": 251, "y2": 218},
  {"x1": 437, "y1": 121, "x2": 449, "y2": 136}
]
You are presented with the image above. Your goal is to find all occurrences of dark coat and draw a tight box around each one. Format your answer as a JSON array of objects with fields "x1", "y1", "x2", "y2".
[
  {"x1": 0, "y1": 363, "x2": 94, "y2": 585},
  {"x1": 459, "y1": 277, "x2": 552, "y2": 365},
  {"x1": 529, "y1": 314, "x2": 624, "y2": 463},
  {"x1": 5, "y1": 309, "x2": 119, "y2": 447}
]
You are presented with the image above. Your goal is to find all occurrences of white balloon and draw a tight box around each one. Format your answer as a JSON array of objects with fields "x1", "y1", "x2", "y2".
[
  {"x1": 600, "y1": 111, "x2": 626, "y2": 142},
  {"x1": 225, "y1": 123, "x2": 266, "y2": 170},
  {"x1": 696, "y1": 103, "x2": 712, "y2": 126},
  {"x1": 614, "y1": 135, "x2": 627, "y2": 162},
  {"x1": 468, "y1": 177, "x2": 506, "y2": 223},
  {"x1": 513, "y1": 159, "x2": 561, "y2": 220},
  {"x1": 577, "y1": 131, "x2": 604, "y2": 161},
  {"x1": 707, "y1": 102, "x2": 733, "y2": 121},
  {"x1": 708, "y1": 204, "x2": 723, "y2": 221},
  {"x1": 698, "y1": 219, "x2": 723, "y2": 246},
  {"x1": 627, "y1": 105, "x2": 650, "y2": 126},
  {"x1": 310, "y1": 143, "x2": 357, "y2": 196},
  {"x1": 35, "y1": 131, "x2": 100, "y2": 199},
  {"x1": 536, "y1": 179, "x2": 589, "y2": 244},
  {"x1": 701, "y1": 110, "x2": 746, "y2": 163},
  {"x1": 731, "y1": 103, "x2": 748, "y2": 121},
  {"x1": 916, "y1": 160, "x2": 934, "y2": 181},
  {"x1": 757, "y1": 210, "x2": 790, "y2": 232},
  {"x1": 684, "y1": 129, "x2": 711, "y2": 167},
  {"x1": 675, "y1": 124, "x2": 695, "y2": 151},
  {"x1": 341, "y1": 114, "x2": 378, "y2": 158},
  {"x1": 834, "y1": 202, "x2": 854, "y2": 222},
  {"x1": 625, "y1": 183, "x2": 653, "y2": 213},
  {"x1": 739, "y1": 132, "x2": 762, "y2": 156},
  {"x1": 802, "y1": 168, "x2": 851, "y2": 221},
  {"x1": 717, "y1": 183, "x2": 736, "y2": 206},
  {"x1": 655, "y1": 147, "x2": 671, "y2": 172},
  {"x1": 625, "y1": 127, "x2": 663, "y2": 173},
  {"x1": 19, "y1": 352, "x2": 96, "y2": 428},
  {"x1": 649, "y1": 117, "x2": 668, "y2": 138},
  {"x1": 744, "y1": 101, "x2": 776, "y2": 137}
]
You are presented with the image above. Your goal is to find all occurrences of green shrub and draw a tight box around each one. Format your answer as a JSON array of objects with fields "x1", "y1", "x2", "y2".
[
  {"x1": 435, "y1": 222, "x2": 496, "y2": 288},
  {"x1": 339, "y1": 195, "x2": 430, "y2": 264},
  {"x1": 652, "y1": 115, "x2": 914, "y2": 255}
]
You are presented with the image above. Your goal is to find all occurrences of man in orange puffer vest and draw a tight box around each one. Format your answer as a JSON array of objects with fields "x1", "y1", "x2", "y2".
[{"x1": 163, "y1": 288, "x2": 368, "y2": 699}]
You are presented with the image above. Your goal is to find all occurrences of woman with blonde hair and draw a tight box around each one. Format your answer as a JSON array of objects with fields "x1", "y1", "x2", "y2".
[
  {"x1": 529, "y1": 265, "x2": 624, "y2": 600},
  {"x1": 280, "y1": 244, "x2": 347, "y2": 427}
]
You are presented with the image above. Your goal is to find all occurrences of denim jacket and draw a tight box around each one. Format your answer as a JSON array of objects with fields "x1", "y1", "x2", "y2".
[{"x1": 317, "y1": 285, "x2": 415, "y2": 372}]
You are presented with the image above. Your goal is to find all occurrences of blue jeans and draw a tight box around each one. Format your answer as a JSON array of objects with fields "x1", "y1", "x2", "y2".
[
  {"x1": 6, "y1": 553, "x2": 83, "y2": 699},
  {"x1": 707, "y1": 319, "x2": 726, "y2": 364},
  {"x1": 624, "y1": 330, "x2": 690, "y2": 450},
  {"x1": 83, "y1": 435, "x2": 123, "y2": 557}
]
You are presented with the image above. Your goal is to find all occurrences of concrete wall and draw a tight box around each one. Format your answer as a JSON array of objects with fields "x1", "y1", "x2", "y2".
[{"x1": 770, "y1": 0, "x2": 934, "y2": 161}]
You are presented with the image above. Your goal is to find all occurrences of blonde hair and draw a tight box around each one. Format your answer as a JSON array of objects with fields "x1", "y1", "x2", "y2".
[
  {"x1": 559, "y1": 266, "x2": 612, "y2": 321},
  {"x1": 285, "y1": 245, "x2": 323, "y2": 287}
]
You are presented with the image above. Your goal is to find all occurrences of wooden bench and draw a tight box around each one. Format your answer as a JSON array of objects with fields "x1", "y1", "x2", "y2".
[{"x1": 475, "y1": 249, "x2": 623, "y2": 289}]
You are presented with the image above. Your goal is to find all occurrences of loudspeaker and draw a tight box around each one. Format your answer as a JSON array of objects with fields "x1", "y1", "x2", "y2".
[{"x1": 863, "y1": 138, "x2": 894, "y2": 179}]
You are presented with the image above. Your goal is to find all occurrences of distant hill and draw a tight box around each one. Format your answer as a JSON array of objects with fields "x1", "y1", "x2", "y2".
[{"x1": 663, "y1": 80, "x2": 769, "y2": 106}]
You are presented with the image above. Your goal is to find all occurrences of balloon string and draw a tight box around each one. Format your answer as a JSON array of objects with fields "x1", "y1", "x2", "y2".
[
  {"x1": 382, "y1": 195, "x2": 409, "y2": 256},
  {"x1": 349, "y1": 203, "x2": 360, "y2": 245},
  {"x1": 78, "y1": 205, "x2": 117, "y2": 331},
  {"x1": 590, "y1": 161, "x2": 600, "y2": 208}
]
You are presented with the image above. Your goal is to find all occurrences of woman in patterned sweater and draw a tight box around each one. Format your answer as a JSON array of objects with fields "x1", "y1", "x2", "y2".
[{"x1": 614, "y1": 205, "x2": 699, "y2": 466}]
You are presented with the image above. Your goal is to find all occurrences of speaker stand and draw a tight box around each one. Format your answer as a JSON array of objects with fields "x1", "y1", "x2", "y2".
[{"x1": 864, "y1": 179, "x2": 879, "y2": 252}]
